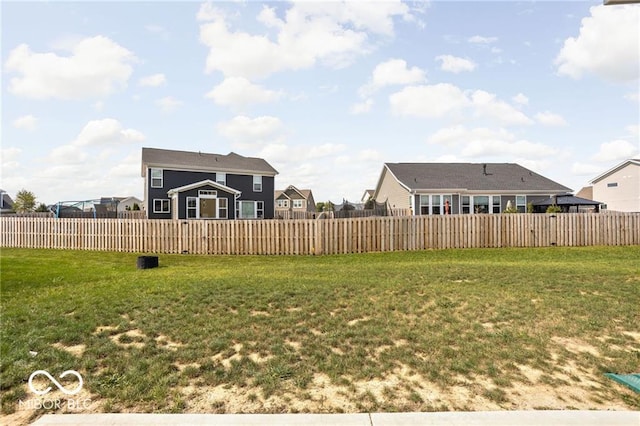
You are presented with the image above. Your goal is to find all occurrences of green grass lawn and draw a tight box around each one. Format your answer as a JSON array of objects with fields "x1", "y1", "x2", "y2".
[{"x1": 1, "y1": 247, "x2": 639, "y2": 419}]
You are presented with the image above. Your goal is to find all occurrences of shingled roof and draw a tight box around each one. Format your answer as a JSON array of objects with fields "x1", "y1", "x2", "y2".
[
  {"x1": 141, "y1": 147, "x2": 278, "y2": 177},
  {"x1": 386, "y1": 163, "x2": 571, "y2": 193}
]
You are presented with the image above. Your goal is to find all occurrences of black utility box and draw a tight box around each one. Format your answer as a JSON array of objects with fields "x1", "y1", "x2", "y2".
[{"x1": 137, "y1": 256, "x2": 159, "y2": 269}]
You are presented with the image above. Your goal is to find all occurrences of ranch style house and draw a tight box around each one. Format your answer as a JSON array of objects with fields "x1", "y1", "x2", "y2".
[{"x1": 373, "y1": 162, "x2": 572, "y2": 215}]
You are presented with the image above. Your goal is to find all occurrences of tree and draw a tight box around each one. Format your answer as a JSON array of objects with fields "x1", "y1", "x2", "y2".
[
  {"x1": 13, "y1": 189, "x2": 37, "y2": 213},
  {"x1": 35, "y1": 203, "x2": 50, "y2": 212}
]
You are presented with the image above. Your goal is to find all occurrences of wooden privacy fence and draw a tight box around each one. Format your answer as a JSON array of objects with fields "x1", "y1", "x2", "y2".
[{"x1": 1, "y1": 214, "x2": 638, "y2": 256}]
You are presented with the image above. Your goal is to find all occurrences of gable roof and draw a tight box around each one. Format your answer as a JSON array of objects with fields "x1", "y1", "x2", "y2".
[
  {"x1": 275, "y1": 185, "x2": 313, "y2": 200},
  {"x1": 0, "y1": 190, "x2": 14, "y2": 210},
  {"x1": 384, "y1": 163, "x2": 571, "y2": 193},
  {"x1": 589, "y1": 158, "x2": 640, "y2": 184},
  {"x1": 141, "y1": 147, "x2": 278, "y2": 177},
  {"x1": 166, "y1": 179, "x2": 241, "y2": 196}
]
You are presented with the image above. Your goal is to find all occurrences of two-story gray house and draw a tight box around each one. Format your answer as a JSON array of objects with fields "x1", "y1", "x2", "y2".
[{"x1": 141, "y1": 147, "x2": 278, "y2": 220}]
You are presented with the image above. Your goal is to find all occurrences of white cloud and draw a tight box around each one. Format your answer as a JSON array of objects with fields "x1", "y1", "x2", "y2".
[
  {"x1": 109, "y1": 150, "x2": 142, "y2": 178},
  {"x1": 592, "y1": 139, "x2": 639, "y2": 162},
  {"x1": 358, "y1": 59, "x2": 426, "y2": 97},
  {"x1": 72, "y1": 119, "x2": 145, "y2": 146},
  {"x1": 13, "y1": 114, "x2": 37, "y2": 131},
  {"x1": 260, "y1": 142, "x2": 346, "y2": 163},
  {"x1": 468, "y1": 35, "x2": 498, "y2": 44},
  {"x1": 512, "y1": 93, "x2": 529, "y2": 106},
  {"x1": 205, "y1": 77, "x2": 282, "y2": 110},
  {"x1": 535, "y1": 111, "x2": 568, "y2": 127},
  {"x1": 156, "y1": 96, "x2": 183, "y2": 113},
  {"x1": 48, "y1": 144, "x2": 88, "y2": 165},
  {"x1": 389, "y1": 84, "x2": 531, "y2": 126},
  {"x1": 217, "y1": 115, "x2": 285, "y2": 149},
  {"x1": 390, "y1": 83, "x2": 469, "y2": 118},
  {"x1": 463, "y1": 138, "x2": 558, "y2": 159},
  {"x1": 555, "y1": 5, "x2": 639, "y2": 81},
  {"x1": 624, "y1": 91, "x2": 639, "y2": 102},
  {"x1": 428, "y1": 125, "x2": 558, "y2": 160},
  {"x1": 198, "y1": 1, "x2": 415, "y2": 79},
  {"x1": 350, "y1": 98, "x2": 374, "y2": 115},
  {"x1": 571, "y1": 162, "x2": 603, "y2": 176},
  {"x1": 139, "y1": 73, "x2": 166, "y2": 87},
  {"x1": 145, "y1": 24, "x2": 170, "y2": 40},
  {"x1": 1, "y1": 147, "x2": 22, "y2": 174},
  {"x1": 471, "y1": 90, "x2": 533, "y2": 126},
  {"x1": 435, "y1": 55, "x2": 476, "y2": 73},
  {"x1": 4, "y1": 36, "x2": 136, "y2": 99}
]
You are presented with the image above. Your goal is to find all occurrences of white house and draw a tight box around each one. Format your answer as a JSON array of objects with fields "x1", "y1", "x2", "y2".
[{"x1": 589, "y1": 159, "x2": 640, "y2": 212}]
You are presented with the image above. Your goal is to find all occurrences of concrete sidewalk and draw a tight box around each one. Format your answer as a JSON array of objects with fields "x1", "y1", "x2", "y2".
[{"x1": 31, "y1": 410, "x2": 640, "y2": 425}]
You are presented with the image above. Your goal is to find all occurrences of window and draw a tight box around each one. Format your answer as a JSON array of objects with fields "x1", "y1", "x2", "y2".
[
  {"x1": 150, "y1": 168, "x2": 163, "y2": 188},
  {"x1": 607, "y1": 182, "x2": 618, "y2": 188},
  {"x1": 237, "y1": 201, "x2": 263, "y2": 219},
  {"x1": 420, "y1": 195, "x2": 429, "y2": 215},
  {"x1": 473, "y1": 196, "x2": 489, "y2": 214},
  {"x1": 420, "y1": 194, "x2": 453, "y2": 215},
  {"x1": 237, "y1": 201, "x2": 255, "y2": 219},
  {"x1": 187, "y1": 197, "x2": 197, "y2": 218},
  {"x1": 293, "y1": 199, "x2": 304, "y2": 209},
  {"x1": 276, "y1": 199, "x2": 289, "y2": 208},
  {"x1": 432, "y1": 195, "x2": 441, "y2": 215},
  {"x1": 516, "y1": 196, "x2": 526, "y2": 213},
  {"x1": 199, "y1": 190, "x2": 217, "y2": 196},
  {"x1": 153, "y1": 199, "x2": 170, "y2": 213},
  {"x1": 218, "y1": 198, "x2": 228, "y2": 219},
  {"x1": 492, "y1": 196, "x2": 501, "y2": 214},
  {"x1": 462, "y1": 196, "x2": 471, "y2": 214},
  {"x1": 443, "y1": 195, "x2": 452, "y2": 214},
  {"x1": 216, "y1": 173, "x2": 226, "y2": 186},
  {"x1": 253, "y1": 175, "x2": 262, "y2": 192}
]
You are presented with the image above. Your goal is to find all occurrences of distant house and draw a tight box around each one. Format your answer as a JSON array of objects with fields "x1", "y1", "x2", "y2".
[
  {"x1": 361, "y1": 189, "x2": 375, "y2": 204},
  {"x1": 372, "y1": 163, "x2": 571, "y2": 215},
  {"x1": 99, "y1": 196, "x2": 143, "y2": 213},
  {"x1": 0, "y1": 190, "x2": 14, "y2": 214},
  {"x1": 588, "y1": 159, "x2": 639, "y2": 212},
  {"x1": 275, "y1": 185, "x2": 316, "y2": 218},
  {"x1": 141, "y1": 147, "x2": 278, "y2": 219}
]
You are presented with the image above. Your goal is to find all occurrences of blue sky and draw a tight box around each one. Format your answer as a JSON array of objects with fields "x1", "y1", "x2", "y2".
[{"x1": 2, "y1": 0, "x2": 638, "y2": 205}]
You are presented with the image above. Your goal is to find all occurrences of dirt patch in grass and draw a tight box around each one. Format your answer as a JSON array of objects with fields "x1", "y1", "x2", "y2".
[
  {"x1": 52, "y1": 342, "x2": 87, "y2": 357},
  {"x1": 109, "y1": 329, "x2": 146, "y2": 349},
  {"x1": 551, "y1": 337, "x2": 600, "y2": 357}
]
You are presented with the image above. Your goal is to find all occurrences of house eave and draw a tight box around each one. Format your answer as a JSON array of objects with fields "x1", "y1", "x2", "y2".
[
  {"x1": 142, "y1": 162, "x2": 278, "y2": 178},
  {"x1": 166, "y1": 179, "x2": 242, "y2": 197}
]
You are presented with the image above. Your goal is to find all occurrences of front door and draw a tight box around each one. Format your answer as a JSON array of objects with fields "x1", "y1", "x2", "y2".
[{"x1": 199, "y1": 198, "x2": 217, "y2": 219}]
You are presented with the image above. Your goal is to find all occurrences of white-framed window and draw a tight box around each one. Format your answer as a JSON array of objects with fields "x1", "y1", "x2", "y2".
[
  {"x1": 492, "y1": 196, "x2": 501, "y2": 214},
  {"x1": 420, "y1": 195, "x2": 429, "y2": 215},
  {"x1": 216, "y1": 173, "x2": 226, "y2": 186},
  {"x1": 150, "y1": 168, "x2": 163, "y2": 188},
  {"x1": 218, "y1": 198, "x2": 228, "y2": 219},
  {"x1": 253, "y1": 175, "x2": 262, "y2": 192},
  {"x1": 419, "y1": 194, "x2": 453, "y2": 215},
  {"x1": 516, "y1": 196, "x2": 526, "y2": 213},
  {"x1": 473, "y1": 196, "x2": 489, "y2": 214},
  {"x1": 607, "y1": 182, "x2": 618, "y2": 188},
  {"x1": 276, "y1": 199, "x2": 289, "y2": 208},
  {"x1": 462, "y1": 196, "x2": 471, "y2": 214},
  {"x1": 293, "y1": 199, "x2": 304, "y2": 209},
  {"x1": 432, "y1": 195, "x2": 441, "y2": 215},
  {"x1": 187, "y1": 197, "x2": 197, "y2": 219},
  {"x1": 153, "y1": 199, "x2": 170, "y2": 213},
  {"x1": 199, "y1": 190, "x2": 217, "y2": 196},
  {"x1": 236, "y1": 201, "x2": 264, "y2": 219}
]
